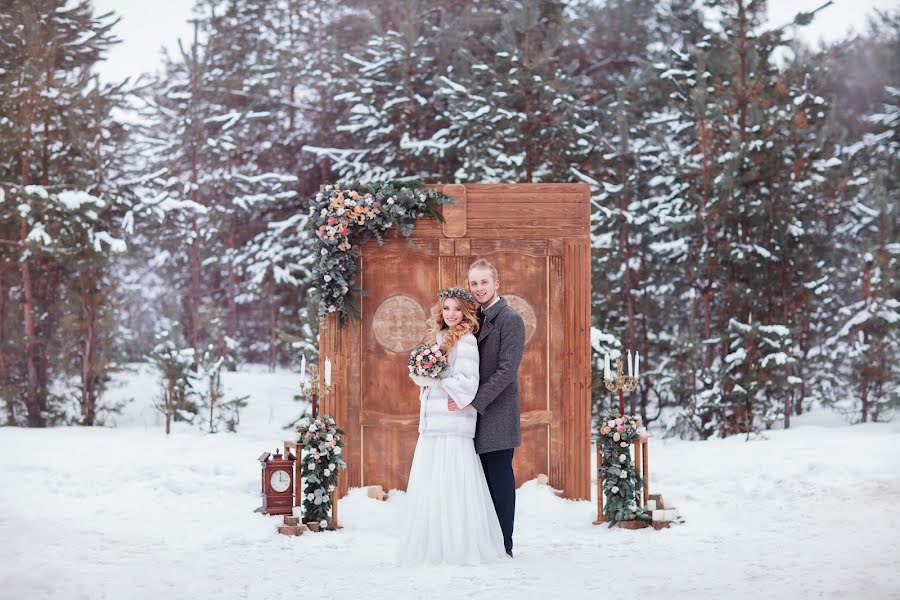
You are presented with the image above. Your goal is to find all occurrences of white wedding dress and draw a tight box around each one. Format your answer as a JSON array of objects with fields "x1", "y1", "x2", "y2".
[{"x1": 396, "y1": 330, "x2": 506, "y2": 566}]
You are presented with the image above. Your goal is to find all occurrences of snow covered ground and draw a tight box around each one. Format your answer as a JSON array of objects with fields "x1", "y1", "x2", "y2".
[{"x1": 1, "y1": 365, "x2": 899, "y2": 600}]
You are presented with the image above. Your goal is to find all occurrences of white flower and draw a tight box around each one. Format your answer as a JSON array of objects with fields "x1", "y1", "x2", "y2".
[
  {"x1": 619, "y1": 454, "x2": 626, "y2": 462},
  {"x1": 329, "y1": 463, "x2": 335, "y2": 470},
  {"x1": 327, "y1": 305, "x2": 336, "y2": 312},
  {"x1": 387, "y1": 198, "x2": 395, "y2": 205},
  {"x1": 328, "y1": 485, "x2": 335, "y2": 492},
  {"x1": 320, "y1": 249, "x2": 328, "y2": 256},
  {"x1": 323, "y1": 469, "x2": 331, "y2": 476},
  {"x1": 324, "y1": 275, "x2": 332, "y2": 282},
  {"x1": 309, "y1": 424, "x2": 317, "y2": 432},
  {"x1": 607, "y1": 420, "x2": 616, "y2": 427},
  {"x1": 326, "y1": 433, "x2": 334, "y2": 441},
  {"x1": 334, "y1": 447, "x2": 342, "y2": 455},
  {"x1": 611, "y1": 486, "x2": 619, "y2": 493},
  {"x1": 320, "y1": 520, "x2": 328, "y2": 529},
  {"x1": 619, "y1": 471, "x2": 627, "y2": 478},
  {"x1": 308, "y1": 461, "x2": 315, "y2": 469},
  {"x1": 307, "y1": 493, "x2": 314, "y2": 501}
]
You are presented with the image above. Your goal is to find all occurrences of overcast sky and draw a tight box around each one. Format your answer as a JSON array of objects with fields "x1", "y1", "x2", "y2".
[{"x1": 92, "y1": 0, "x2": 900, "y2": 84}]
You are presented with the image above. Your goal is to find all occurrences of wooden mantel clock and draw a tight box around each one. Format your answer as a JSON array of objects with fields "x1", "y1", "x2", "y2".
[{"x1": 258, "y1": 449, "x2": 295, "y2": 515}]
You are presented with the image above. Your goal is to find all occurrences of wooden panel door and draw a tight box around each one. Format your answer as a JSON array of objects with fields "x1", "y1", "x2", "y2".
[
  {"x1": 321, "y1": 183, "x2": 592, "y2": 500},
  {"x1": 450, "y1": 241, "x2": 559, "y2": 487},
  {"x1": 357, "y1": 240, "x2": 439, "y2": 490}
]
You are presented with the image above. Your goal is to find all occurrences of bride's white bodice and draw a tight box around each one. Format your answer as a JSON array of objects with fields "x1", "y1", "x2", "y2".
[{"x1": 418, "y1": 330, "x2": 479, "y2": 438}]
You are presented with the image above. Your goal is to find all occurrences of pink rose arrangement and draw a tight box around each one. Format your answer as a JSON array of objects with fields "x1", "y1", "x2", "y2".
[
  {"x1": 293, "y1": 415, "x2": 346, "y2": 527},
  {"x1": 408, "y1": 344, "x2": 448, "y2": 378},
  {"x1": 596, "y1": 413, "x2": 649, "y2": 525},
  {"x1": 309, "y1": 182, "x2": 454, "y2": 322}
]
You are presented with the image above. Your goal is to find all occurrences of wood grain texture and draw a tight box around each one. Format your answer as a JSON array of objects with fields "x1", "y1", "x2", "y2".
[
  {"x1": 323, "y1": 183, "x2": 591, "y2": 498},
  {"x1": 441, "y1": 184, "x2": 467, "y2": 238},
  {"x1": 563, "y1": 237, "x2": 592, "y2": 499}
]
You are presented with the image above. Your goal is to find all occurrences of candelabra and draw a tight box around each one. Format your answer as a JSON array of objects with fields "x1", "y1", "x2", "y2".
[
  {"x1": 299, "y1": 363, "x2": 332, "y2": 419},
  {"x1": 603, "y1": 352, "x2": 640, "y2": 416}
]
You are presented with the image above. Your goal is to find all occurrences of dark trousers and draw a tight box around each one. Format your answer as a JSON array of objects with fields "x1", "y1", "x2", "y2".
[{"x1": 480, "y1": 448, "x2": 515, "y2": 553}]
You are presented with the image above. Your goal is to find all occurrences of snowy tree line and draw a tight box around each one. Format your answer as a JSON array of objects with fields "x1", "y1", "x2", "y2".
[{"x1": 0, "y1": 0, "x2": 896, "y2": 435}]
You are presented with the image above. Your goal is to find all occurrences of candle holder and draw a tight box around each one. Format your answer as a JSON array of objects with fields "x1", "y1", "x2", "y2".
[
  {"x1": 604, "y1": 357, "x2": 639, "y2": 415},
  {"x1": 299, "y1": 363, "x2": 333, "y2": 419}
]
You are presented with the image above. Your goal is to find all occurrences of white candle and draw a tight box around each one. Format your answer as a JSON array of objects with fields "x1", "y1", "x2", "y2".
[
  {"x1": 604, "y1": 353, "x2": 611, "y2": 380},
  {"x1": 300, "y1": 355, "x2": 307, "y2": 380},
  {"x1": 635, "y1": 351, "x2": 640, "y2": 378},
  {"x1": 627, "y1": 350, "x2": 633, "y2": 376},
  {"x1": 324, "y1": 358, "x2": 332, "y2": 386}
]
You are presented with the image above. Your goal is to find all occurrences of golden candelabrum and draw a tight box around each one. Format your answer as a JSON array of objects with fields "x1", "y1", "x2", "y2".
[
  {"x1": 299, "y1": 363, "x2": 332, "y2": 419},
  {"x1": 603, "y1": 354, "x2": 640, "y2": 416}
]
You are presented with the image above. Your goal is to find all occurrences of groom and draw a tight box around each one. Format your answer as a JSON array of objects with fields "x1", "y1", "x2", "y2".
[{"x1": 448, "y1": 258, "x2": 525, "y2": 558}]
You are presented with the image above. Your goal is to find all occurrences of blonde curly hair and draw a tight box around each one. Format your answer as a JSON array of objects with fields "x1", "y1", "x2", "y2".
[{"x1": 426, "y1": 294, "x2": 480, "y2": 355}]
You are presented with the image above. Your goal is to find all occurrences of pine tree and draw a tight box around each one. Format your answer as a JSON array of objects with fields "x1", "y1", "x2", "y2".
[
  {"x1": 304, "y1": 0, "x2": 469, "y2": 182},
  {"x1": 0, "y1": 0, "x2": 132, "y2": 425},
  {"x1": 437, "y1": 0, "x2": 594, "y2": 182}
]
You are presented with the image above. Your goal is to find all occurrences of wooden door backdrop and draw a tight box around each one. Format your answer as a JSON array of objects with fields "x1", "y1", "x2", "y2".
[{"x1": 320, "y1": 183, "x2": 592, "y2": 499}]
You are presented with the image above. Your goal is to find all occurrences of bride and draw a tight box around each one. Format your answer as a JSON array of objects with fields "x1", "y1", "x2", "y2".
[{"x1": 396, "y1": 287, "x2": 506, "y2": 566}]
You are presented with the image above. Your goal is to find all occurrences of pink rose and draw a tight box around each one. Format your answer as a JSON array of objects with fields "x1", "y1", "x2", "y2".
[
  {"x1": 613, "y1": 432, "x2": 620, "y2": 442},
  {"x1": 327, "y1": 217, "x2": 338, "y2": 225},
  {"x1": 616, "y1": 426, "x2": 625, "y2": 433},
  {"x1": 615, "y1": 418, "x2": 623, "y2": 426},
  {"x1": 601, "y1": 426, "x2": 611, "y2": 435},
  {"x1": 620, "y1": 441, "x2": 627, "y2": 448}
]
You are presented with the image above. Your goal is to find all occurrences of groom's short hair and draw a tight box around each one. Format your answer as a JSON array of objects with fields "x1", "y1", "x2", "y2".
[{"x1": 468, "y1": 258, "x2": 498, "y2": 281}]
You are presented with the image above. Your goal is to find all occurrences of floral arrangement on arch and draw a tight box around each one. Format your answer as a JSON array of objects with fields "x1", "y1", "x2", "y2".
[
  {"x1": 293, "y1": 415, "x2": 346, "y2": 528},
  {"x1": 597, "y1": 414, "x2": 651, "y2": 526},
  {"x1": 309, "y1": 181, "x2": 453, "y2": 322}
]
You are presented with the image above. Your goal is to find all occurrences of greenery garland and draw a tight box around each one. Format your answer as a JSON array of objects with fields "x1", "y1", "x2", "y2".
[
  {"x1": 293, "y1": 415, "x2": 346, "y2": 528},
  {"x1": 597, "y1": 414, "x2": 651, "y2": 526},
  {"x1": 309, "y1": 181, "x2": 454, "y2": 323}
]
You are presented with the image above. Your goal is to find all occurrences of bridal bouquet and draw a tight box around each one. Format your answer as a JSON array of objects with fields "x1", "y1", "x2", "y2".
[{"x1": 408, "y1": 344, "x2": 448, "y2": 378}]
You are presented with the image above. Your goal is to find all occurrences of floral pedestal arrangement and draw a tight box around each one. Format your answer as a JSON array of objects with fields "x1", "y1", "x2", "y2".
[
  {"x1": 595, "y1": 414, "x2": 653, "y2": 528},
  {"x1": 291, "y1": 415, "x2": 347, "y2": 531}
]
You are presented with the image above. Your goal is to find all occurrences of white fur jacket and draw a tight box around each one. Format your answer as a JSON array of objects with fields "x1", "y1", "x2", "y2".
[{"x1": 414, "y1": 329, "x2": 479, "y2": 438}]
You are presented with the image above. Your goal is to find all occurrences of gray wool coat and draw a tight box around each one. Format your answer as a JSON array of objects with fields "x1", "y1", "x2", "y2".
[{"x1": 470, "y1": 297, "x2": 526, "y2": 454}]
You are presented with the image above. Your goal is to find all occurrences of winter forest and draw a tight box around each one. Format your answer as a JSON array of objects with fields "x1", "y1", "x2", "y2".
[{"x1": 0, "y1": 0, "x2": 897, "y2": 437}]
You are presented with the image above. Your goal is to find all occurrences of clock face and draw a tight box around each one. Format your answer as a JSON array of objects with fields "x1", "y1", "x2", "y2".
[{"x1": 270, "y1": 469, "x2": 291, "y2": 493}]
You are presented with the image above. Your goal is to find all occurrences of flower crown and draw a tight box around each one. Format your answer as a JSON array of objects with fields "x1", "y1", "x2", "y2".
[{"x1": 437, "y1": 287, "x2": 475, "y2": 303}]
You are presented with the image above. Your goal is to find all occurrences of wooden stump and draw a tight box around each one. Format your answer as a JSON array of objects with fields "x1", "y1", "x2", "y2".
[
  {"x1": 651, "y1": 521, "x2": 670, "y2": 530},
  {"x1": 277, "y1": 525, "x2": 308, "y2": 536},
  {"x1": 306, "y1": 522, "x2": 321, "y2": 532},
  {"x1": 283, "y1": 515, "x2": 300, "y2": 526},
  {"x1": 618, "y1": 519, "x2": 651, "y2": 530}
]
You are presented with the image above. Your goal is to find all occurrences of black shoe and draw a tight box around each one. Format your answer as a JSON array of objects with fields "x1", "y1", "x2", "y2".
[{"x1": 506, "y1": 549, "x2": 514, "y2": 558}]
